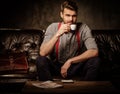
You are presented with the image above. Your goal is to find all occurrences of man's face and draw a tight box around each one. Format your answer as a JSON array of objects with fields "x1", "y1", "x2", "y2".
[{"x1": 60, "y1": 8, "x2": 77, "y2": 25}]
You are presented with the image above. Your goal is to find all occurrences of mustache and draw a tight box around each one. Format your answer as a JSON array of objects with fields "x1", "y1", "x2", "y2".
[{"x1": 66, "y1": 22, "x2": 73, "y2": 24}]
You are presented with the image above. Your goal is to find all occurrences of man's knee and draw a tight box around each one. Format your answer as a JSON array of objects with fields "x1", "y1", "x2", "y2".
[
  {"x1": 89, "y1": 57, "x2": 100, "y2": 63},
  {"x1": 86, "y1": 57, "x2": 101, "y2": 69},
  {"x1": 36, "y1": 56, "x2": 48, "y2": 67}
]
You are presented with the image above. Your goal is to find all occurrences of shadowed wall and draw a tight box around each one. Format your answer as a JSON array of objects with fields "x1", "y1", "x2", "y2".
[{"x1": 0, "y1": 0, "x2": 120, "y2": 30}]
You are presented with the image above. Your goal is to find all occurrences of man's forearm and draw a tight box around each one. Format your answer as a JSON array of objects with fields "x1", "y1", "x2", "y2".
[
  {"x1": 40, "y1": 32, "x2": 61, "y2": 56},
  {"x1": 69, "y1": 49, "x2": 98, "y2": 64}
]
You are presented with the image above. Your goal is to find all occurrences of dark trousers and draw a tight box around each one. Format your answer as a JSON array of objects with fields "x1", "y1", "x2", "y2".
[{"x1": 36, "y1": 56, "x2": 101, "y2": 81}]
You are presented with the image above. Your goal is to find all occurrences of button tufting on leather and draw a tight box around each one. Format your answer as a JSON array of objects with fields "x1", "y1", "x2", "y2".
[
  {"x1": 30, "y1": 43, "x2": 37, "y2": 49},
  {"x1": 13, "y1": 43, "x2": 22, "y2": 49}
]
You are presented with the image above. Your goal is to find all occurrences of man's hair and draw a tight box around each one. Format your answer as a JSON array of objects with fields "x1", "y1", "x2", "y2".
[{"x1": 61, "y1": 0, "x2": 78, "y2": 13}]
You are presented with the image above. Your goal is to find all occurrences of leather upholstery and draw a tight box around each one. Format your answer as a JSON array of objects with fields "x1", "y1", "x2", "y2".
[
  {"x1": 0, "y1": 29, "x2": 44, "y2": 77},
  {"x1": 0, "y1": 29, "x2": 120, "y2": 80},
  {"x1": 92, "y1": 30, "x2": 120, "y2": 61},
  {"x1": 92, "y1": 30, "x2": 120, "y2": 80}
]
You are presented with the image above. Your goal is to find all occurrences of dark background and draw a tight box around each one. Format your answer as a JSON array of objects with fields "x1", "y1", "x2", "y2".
[{"x1": 0, "y1": 0, "x2": 120, "y2": 30}]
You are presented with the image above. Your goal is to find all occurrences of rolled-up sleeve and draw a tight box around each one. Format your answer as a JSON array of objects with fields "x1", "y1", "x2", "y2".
[
  {"x1": 41, "y1": 23, "x2": 57, "y2": 45},
  {"x1": 81, "y1": 24, "x2": 98, "y2": 50}
]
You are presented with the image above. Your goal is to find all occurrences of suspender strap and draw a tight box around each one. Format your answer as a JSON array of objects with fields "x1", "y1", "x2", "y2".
[
  {"x1": 55, "y1": 23, "x2": 80, "y2": 60},
  {"x1": 55, "y1": 23, "x2": 61, "y2": 60},
  {"x1": 76, "y1": 30, "x2": 80, "y2": 51}
]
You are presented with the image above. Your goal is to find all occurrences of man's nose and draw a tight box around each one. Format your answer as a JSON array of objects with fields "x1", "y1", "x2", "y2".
[{"x1": 69, "y1": 16, "x2": 73, "y2": 21}]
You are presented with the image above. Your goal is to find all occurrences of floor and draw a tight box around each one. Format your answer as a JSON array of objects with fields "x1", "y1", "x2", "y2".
[
  {"x1": 22, "y1": 80, "x2": 120, "y2": 94},
  {"x1": 0, "y1": 79, "x2": 120, "y2": 94}
]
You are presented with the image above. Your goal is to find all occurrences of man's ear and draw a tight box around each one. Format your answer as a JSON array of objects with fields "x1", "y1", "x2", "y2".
[{"x1": 60, "y1": 11, "x2": 63, "y2": 18}]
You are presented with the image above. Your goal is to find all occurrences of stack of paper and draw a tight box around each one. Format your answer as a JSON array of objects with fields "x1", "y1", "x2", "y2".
[{"x1": 32, "y1": 81, "x2": 63, "y2": 88}]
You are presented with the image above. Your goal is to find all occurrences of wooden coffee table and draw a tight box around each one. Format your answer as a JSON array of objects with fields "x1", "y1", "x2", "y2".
[{"x1": 22, "y1": 80, "x2": 119, "y2": 93}]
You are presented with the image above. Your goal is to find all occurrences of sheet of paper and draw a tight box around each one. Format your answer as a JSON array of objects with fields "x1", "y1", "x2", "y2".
[{"x1": 32, "y1": 80, "x2": 63, "y2": 88}]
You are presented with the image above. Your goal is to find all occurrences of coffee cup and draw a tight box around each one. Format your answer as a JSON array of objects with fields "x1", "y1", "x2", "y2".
[{"x1": 70, "y1": 24, "x2": 77, "y2": 31}]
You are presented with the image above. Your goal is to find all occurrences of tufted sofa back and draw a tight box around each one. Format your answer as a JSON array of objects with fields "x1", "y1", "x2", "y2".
[
  {"x1": 92, "y1": 30, "x2": 120, "y2": 80},
  {"x1": 0, "y1": 29, "x2": 44, "y2": 74},
  {"x1": 0, "y1": 29, "x2": 44, "y2": 60},
  {"x1": 92, "y1": 30, "x2": 120, "y2": 62}
]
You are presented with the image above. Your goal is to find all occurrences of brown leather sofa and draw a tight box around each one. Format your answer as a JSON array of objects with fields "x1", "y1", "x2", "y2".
[
  {"x1": 0, "y1": 28, "x2": 44, "y2": 80},
  {"x1": 92, "y1": 30, "x2": 120, "y2": 81},
  {"x1": 0, "y1": 29, "x2": 120, "y2": 82}
]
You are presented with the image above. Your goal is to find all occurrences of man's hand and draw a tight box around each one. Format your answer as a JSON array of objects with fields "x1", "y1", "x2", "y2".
[
  {"x1": 56, "y1": 24, "x2": 70, "y2": 37},
  {"x1": 61, "y1": 59, "x2": 72, "y2": 78}
]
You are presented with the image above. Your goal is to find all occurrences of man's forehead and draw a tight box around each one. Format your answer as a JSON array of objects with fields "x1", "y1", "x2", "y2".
[{"x1": 63, "y1": 8, "x2": 77, "y2": 14}]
